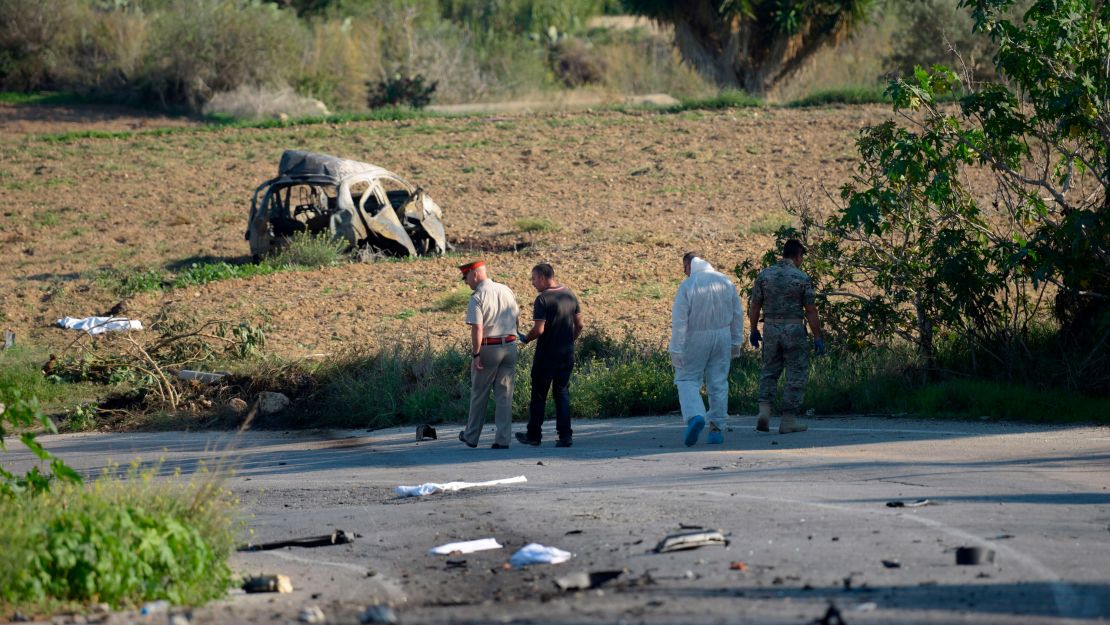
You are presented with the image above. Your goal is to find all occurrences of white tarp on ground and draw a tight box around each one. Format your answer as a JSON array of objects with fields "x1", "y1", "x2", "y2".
[
  {"x1": 395, "y1": 475, "x2": 526, "y2": 497},
  {"x1": 428, "y1": 538, "x2": 503, "y2": 555},
  {"x1": 510, "y1": 543, "x2": 573, "y2": 568},
  {"x1": 57, "y1": 316, "x2": 143, "y2": 335}
]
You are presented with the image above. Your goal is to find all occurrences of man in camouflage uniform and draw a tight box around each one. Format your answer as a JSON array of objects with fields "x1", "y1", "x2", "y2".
[{"x1": 747, "y1": 239, "x2": 826, "y2": 434}]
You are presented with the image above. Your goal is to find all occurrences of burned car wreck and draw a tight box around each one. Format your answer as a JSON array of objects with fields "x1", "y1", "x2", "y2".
[{"x1": 246, "y1": 150, "x2": 446, "y2": 260}]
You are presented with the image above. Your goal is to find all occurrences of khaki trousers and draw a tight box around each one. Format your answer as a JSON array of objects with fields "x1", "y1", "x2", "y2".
[{"x1": 463, "y1": 343, "x2": 518, "y2": 446}]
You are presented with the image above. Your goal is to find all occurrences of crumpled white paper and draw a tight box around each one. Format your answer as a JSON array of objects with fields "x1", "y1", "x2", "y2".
[
  {"x1": 57, "y1": 316, "x2": 143, "y2": 335},
  {"x1": 395, "y1": 475, "x2": 526, "y2": 498},
  {"x1": 428, "y1": 538, "x2": 502, "y2": 555},
  {"x1": 509, "y1": 543, "x2": 572, "y2": 568}
]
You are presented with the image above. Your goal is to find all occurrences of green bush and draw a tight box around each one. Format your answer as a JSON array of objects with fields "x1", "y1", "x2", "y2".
[
  {"x1": 172, "y1": 261, "x2": 278, "y2": 288},
  {"x1": 270, "y1": 231, "x2": 348, "y2": 268},
  {"x1": 366, "y1": 73, "x2": 437, "y2": 109},
  {"x1": 0, "y1": 465, "x2": 238, "y2": 611}
]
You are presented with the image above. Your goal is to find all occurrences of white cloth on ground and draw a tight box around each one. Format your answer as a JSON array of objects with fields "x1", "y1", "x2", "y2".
[
  {"x1": 509, "y1": 543, "x2": 573, "y2": 568},
  {"x1": 394, "y1": 475, "x2": 526, "y2": 497},
  {"x1": 429, "y1": 538, "x2": 503, "y2": 555},
  {"x1": 669, "y1": 258, "x2": 743, "y2": 427},
  {"x1": 57, "y1": 316, "x2": 143, "y2": 335}
]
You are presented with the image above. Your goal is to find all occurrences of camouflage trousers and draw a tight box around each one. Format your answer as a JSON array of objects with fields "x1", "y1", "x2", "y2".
[{"x1": 757, "y1": 323, "x2": 809, "y2": 412}]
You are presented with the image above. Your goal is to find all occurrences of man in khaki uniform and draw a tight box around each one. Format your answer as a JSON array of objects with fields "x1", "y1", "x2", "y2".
[
  {"x1": 459, "y1": 260, "x2": 520, "y2": 449},
  {"x1": 747, "y1": 239, "x2": 826, "y2": 434}
]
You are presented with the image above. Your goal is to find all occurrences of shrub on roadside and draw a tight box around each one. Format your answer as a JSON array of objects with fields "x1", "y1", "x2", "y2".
[
  {"x1": 366, "y1": 73, "x2": 437, "y2": 109},
  {"x1": 0, "y1": 464, "x2": 238, "y2": 611}
]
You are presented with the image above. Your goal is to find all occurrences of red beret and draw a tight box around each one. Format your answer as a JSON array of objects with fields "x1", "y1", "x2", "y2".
[{"x1": 458, "y1": 260, "x2": 484, "y2": 277}]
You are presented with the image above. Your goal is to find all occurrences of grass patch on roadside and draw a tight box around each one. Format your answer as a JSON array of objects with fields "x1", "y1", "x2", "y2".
[
  {"x1": 0, "y1": 346, "x2": 97, "y2": 411},
  {"x1": 787, "y1": 86, "x2": 889, "y2": 107},
  {"x1": 746, "y1": 212, "x2": 794, "y2": 235},
  {"x1": 0, "y1": 464, "x2": 238, "y2": 613},
  {"x1": 431, "y1": 288, "x2": 472, "y2": 313}
]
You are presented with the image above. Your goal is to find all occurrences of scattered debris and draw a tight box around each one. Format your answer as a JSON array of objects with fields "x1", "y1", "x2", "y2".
[
  {"x1": 815, "y1": 603, "x2": 846, "y2": 625},
  {"x1": 702, "y1": 466, "x2": 723, "y2": 471},
  {"x1": 359, "y1": 604, "x2": 398, "y2": 624},
  {"x1": 238, "y1": 529, "x2": 352, "y2": 551},
  {"x1": 395, "y1": 475, "x2": 527, "y2": 498},
  {"x1": 140, "y1": 600, "x2": 168, "y2": 615},
  {"x1": 429, "y1": 538, "x2": 502, "y2": 555},
  {"x1": 3, "y1": 330, "x2": 13, "y2": 349},
  {"x1": 169, "y1": 614, "x2": 191, "y2": 625},
  {"x1": 177, "y1": 369, "x2": 228, "y2": 384},
  {"x1": 445, "y1": 559, "x2": 468, "y2": 569},
  {"x1": 881, "y1": 559, "x2": 901, "y2": 569},
  {"x1": 56, "y1": 316, "x2": 143, "y2": 335},
  {"x1": 729, "y1": 561, "x2": 748, "y2": 571},
  {"x1": 415, "y1": 424, "x2": 438, "y2": 441},
  {"x1": 654, "y1": 530, "x2": 727, "y2": 553},
  {"x1": 565, "y1": 529, "x2": 583, "y2": 535},
  {"x1": 242, "y1": 574, "x2": 293, "y2": 593},
  {"x1": 886, "y1": 499, "x2": 930, "y2": 508},
  {"x1": 853, "y1": 601, "x2": 877, "y2": 612},
  {"x1": 258, "y1": 391, "x2": 291, "y2": 414},
  {"x1": 511, "y1": 543, "x2": 573, "y2": 568},
  {"x1": 992, "y1": 533, "x2": 1015, "y2": 540},
  {"x1": 553, "y1": 570, "x2": 623, "y2": 591},
  {"x1": 955, "y1": 546, "x2": 995, "y2": 565},
  {"x1": 678, "y1": 523, "x2": 703, "y2": 530},
  {"x1": 299, "y1": 605, "x2": 326, "y2": 623},
  {"x1": 536, "y1": 461, "x2": 545, "y2": 466}
]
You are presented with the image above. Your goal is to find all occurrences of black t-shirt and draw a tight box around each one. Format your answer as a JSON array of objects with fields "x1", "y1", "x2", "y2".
[{"x1": 532, "y1": 286, "x2": 580, "y2": 366}]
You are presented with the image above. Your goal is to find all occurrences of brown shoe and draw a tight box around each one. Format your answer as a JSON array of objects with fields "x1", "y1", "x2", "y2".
[
  {"x1": 778, "y1": 411, "x2": 808, "y2": 434},
  {"x1": 755, "y1": 402, "x2": 772, "y2": 432}
]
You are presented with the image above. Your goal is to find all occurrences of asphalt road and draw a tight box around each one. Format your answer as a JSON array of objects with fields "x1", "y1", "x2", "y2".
[{"x1": 4, "y1": 416, "x2": 1109, "y2": 625}]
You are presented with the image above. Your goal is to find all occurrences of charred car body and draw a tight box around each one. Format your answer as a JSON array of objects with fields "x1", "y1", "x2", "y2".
[{"x1": 246, "y1": 150, "x2": 446, "y2": 260}]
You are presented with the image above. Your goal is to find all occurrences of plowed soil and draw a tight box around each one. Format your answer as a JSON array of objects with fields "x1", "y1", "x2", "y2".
[{"x1": 0, "y1": 101, "x2": 893, "y2": 357}]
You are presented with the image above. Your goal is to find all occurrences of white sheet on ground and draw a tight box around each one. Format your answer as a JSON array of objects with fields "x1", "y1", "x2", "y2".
[
  {"x1": 509, "y1": 543, "x2": 572, "y2": 568},
  {"x1": 428, "y1": 538, "x2": 502, "y2": 555},
  {"x1": 395, "y1": 475, "x2": 526, "y2": 497},
  {"x1": 57, "y1": 316, "x2": 143, "y2": 335}
]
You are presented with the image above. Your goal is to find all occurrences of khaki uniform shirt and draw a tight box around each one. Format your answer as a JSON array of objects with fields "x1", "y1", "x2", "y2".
[
  {"x1": 750, "y1": 259, "x2": 815, "y2": 321},
  {"x1": 466, "y1": 279, "x2": 519, "y2": 337}
]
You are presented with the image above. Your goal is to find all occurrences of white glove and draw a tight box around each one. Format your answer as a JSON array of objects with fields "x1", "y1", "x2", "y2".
[
  {"x1": 670, "y1": 352, "x2": 684, "y2": 369},
  {"x1": 731, "y1": 344, "x2": 742, "y2": 359}
]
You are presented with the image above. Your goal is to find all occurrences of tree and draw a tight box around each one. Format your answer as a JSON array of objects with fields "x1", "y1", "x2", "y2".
[
  {"x1": 623, "y1": 0, "x2": 873, "y2": 94},
  {"x1": 749, "y1": 0, "x2": 1109, "y2": 391}
]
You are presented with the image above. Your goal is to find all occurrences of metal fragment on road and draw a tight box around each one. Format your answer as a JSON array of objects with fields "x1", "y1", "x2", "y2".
[
  {"x1": 886, "y1": 498, "x2": 930, "y2": 508},
  {"x1": 881, "y1": 559, "x2": 901, "y2": 568},
  {"x1": 654, "y1": 530, "x2": 727, "y2": 553},
  {"x1": 242, "y1": 574, "x2": 293, "y2": 593},
  {"x1": 955, "y1": 546, "x2": 995, "y2": 565},
  {"x1": 415, "y1": 424, "x2": 438, "y2": 440},
  {"x1": 553, "y1": 570, "x2": 623, "y2": 591},
  {"x1": 238, "y1": 529, "x2": 352, "y2": 551},
  {"x1": 298, "y1": 605, "x2": 325, "y2": 623}
]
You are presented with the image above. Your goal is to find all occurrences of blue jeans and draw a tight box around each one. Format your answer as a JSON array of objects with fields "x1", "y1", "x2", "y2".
[{"x1": 527, "y1": 362, "x2": 573, "y2": 442}]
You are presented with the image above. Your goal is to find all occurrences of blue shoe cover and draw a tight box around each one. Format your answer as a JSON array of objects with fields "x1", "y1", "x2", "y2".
[
  {"x1": 706, "y1": 429, "x2": 724, "y2": 444},
  {"x1": 684, "y1": 415, "x2": 705, "y2": 447}
]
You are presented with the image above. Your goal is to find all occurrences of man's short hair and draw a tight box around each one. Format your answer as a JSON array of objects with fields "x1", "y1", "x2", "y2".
[
  {"x1": 532, "y1": 263, "x2": 555, "y2": 279},
  {"x1": 682, "y1": 251, "x2": 700, "y2": 266},
  {"x1": 783, "y1": 239, "x2": 806, "y2": 260}
]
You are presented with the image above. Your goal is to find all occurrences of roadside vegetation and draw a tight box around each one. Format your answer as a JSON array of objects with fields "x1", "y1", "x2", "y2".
[{"x1": 0, "y1": 377, "x2": 239, "y2": 615}]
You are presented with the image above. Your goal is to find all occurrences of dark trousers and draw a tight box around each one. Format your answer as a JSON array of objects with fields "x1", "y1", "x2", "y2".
[{"x1": 527, "y1": 362, "x2": 573, "y2": 442}]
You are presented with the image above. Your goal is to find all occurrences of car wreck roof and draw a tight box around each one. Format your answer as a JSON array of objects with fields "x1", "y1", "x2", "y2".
[{"x1": 277, "y1": 149, "x2": 394, "y2": 183}]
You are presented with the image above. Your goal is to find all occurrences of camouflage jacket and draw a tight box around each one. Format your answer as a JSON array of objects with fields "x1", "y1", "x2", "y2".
[{"x1": 749, "y1": 259, "x2": 815, "y2": 320}]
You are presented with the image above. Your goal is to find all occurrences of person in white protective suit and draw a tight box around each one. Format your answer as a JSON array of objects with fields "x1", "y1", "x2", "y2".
[{"x1": 669, "y1": 252, "x2": 745, "y2": 446}]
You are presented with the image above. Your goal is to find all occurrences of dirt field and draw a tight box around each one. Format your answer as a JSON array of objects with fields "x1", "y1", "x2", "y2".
[{"x1": 0, "y1": 101, "x2": 894, "y2": 357}]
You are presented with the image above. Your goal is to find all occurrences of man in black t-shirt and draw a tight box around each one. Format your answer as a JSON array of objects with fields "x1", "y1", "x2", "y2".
[{"x1": 515, "y1": 263, "x2": 584, "y2": 447}]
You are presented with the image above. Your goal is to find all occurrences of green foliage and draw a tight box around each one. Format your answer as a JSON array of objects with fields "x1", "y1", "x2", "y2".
[
  {"x1": 366, "y1": 74, "x2": 437, "y2": 109},
  {"x1": 433, "y1": 288, "x2": 472, "y2": 313},
  {"x1": 0, "y1": 464, "x2": 237, "y2": 611},
  {"x1": 172, "y1": 261, "x2": 278, "y2": 288},
  {"x1": 270, "y1": 231, "x2": 348, "y2": 268},
  {"x1": 0, "y1": 380, "x2": 82, "y2": 497},
  {"x1": 514, "y1": 216, "x2": 560, "y2": 233},
  {"x1": 670, "y1": 90, "x2": 762, "y2": 111},
  {"x1": 787, "y1": 86, "x2": 889, "y2": 107},
  {"x1": 745, "y1": 0, "x2": 1109, "y2": 393}
]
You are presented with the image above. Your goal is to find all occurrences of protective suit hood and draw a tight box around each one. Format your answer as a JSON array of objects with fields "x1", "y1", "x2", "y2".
[{"x1": 689, "y1": 257, "x2": 713, "y2": 275}]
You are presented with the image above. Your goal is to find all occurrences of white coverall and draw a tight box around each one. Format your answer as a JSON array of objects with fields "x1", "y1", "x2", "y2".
[{"x1": 669, "y1": 257, "x2": 745, "y2": 428}]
